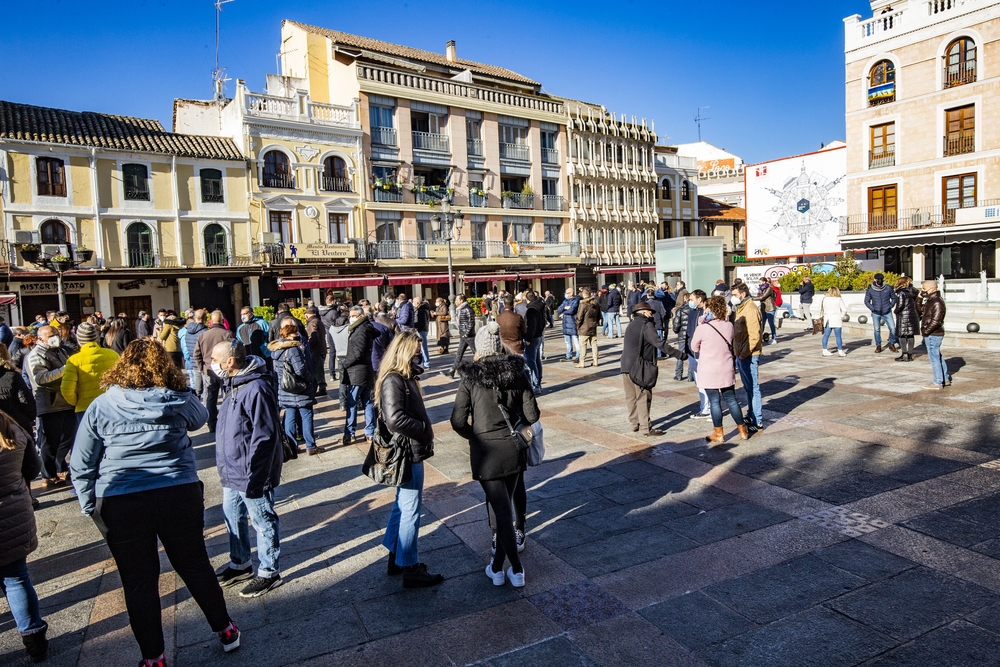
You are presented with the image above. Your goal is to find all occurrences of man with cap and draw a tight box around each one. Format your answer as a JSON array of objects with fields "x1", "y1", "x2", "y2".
[
  {"x1": 60, "y1": 322, "x2": 119, "y2": 423},
  {"x1": 620, "y1": 301, "x2": 686, "y2": 437},
  {"x1": 865, "y1": 273, "x2": 899, "y2": 353}
]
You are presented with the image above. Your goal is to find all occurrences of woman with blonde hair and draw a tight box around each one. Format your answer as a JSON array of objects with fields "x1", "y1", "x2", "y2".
[
  {"x1": 374, "y1": 329, "x2": 443, "y2": 589},
  {"x1": 71, "y1": 339, "x2": 240, "y2": 666},
  {"x1": 820, "y1": 286, "x2": 848, "y2": 357}
]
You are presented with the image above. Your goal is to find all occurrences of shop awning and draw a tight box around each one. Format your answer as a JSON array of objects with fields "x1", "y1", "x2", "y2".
[
  {"x1": 278, "y1": 276, "x2": 384, "y2": 290},
  {"x1": 0, "y1": 293, "x2": 17, "y2": 306},
  {"x1": 841, "y1": 228, "x2": 1000, "y2": 251},
  {"x1": 464, "y1": 271, "x2": 575, "y2": 283},
  {"x1": 386, "y1": 274, "x2": 451, "y2": 285},
  {"x1": 594, "y1": 265, "x2": 656, "y2": 273}
]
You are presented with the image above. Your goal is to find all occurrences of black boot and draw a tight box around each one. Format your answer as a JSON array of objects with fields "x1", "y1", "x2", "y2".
[
  {"x1": 402, "y1": 563, "x2": 444, "y2": 588},
  {"x1": 22, "y1": 624, "x2": 48, "y2": 663},
  {"x1": 894, "y1": 354, "x2": 906, "y2": 361},
  {"x1": 907, "y1": 354, "x2": 914, "y2": 362},
  {"x1": 387, "y1": 553, "x2": 402, "y2": 577}
]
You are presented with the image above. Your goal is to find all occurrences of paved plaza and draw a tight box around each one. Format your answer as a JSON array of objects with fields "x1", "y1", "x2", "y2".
[{"x1": 5, "y1": 326, "x2": 1000, "y2": 666}]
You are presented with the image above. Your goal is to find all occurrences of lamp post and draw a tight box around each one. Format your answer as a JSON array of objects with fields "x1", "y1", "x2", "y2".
[
  {"x1": 800, "y1": 231, "x2": 808, "y2": 263},
  {"x1": 16, "y1": 244, "x2": 92, "y2": 313},
  {"x1": 431, "y1": 199, "x2": 464, "y2": 302}
]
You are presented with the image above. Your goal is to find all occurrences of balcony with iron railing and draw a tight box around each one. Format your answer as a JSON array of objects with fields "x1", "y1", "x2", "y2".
[
  {"x1": 127, "y1": 248, "x2": 156, "y2": 268},
  {"x1": 372, "y1": 184, "x2": 403, "y2": 203},
  {"x1": 542, "y1": 195, "x2": 565, "y2": 211},
  {"x1": 467, "y1": 138, "x2": 483, "y2": 156},
  {"x1": 500, "y1": 142, "x2": 530, "y2": 161},
  {"x1": 371, "y1": 126, "x2": 397, "y2": 146},
  {"x1": 840, "y1": 201, "x2": 1000, "y2": 235},
  {"x1": 204, "y1": 249, "x2": 229, "y2": 267},
  {"x1": 469, "y1": 190, "x2": 489, "y2": 208},
  {"x1": 413, "y1": 186, "x2": 449, "y2": 205},
  {"x1": 125, "y1": 185, "x2": 150, "y2": 201},
  {"x1": 202, "y1": 191, "x2": 225, "y2": 203},
  {"x1": 242, "y1": 89, "x2": 360, "y2": 128},
  {"x1": 944, "y1": 131, "x2": 975, "y2": 157},
  {"x1": 502, "y1": 192, "x2": 535, "y2": 210},
  {"x1": 261, "y1": 172, "x2": 295, "y2": 189},
  {"x1": 869, "y1": 147, "x2": 896, "y2": 169},
  {"x1": 504, "y1": 242, "x2": 581, "y2": 258},
  {"x1": 321, "y1": 176, "x2": 352, "y2": 193},
  {"x1": 541, "y1": 147, "x2": 558, "y2": 164},
  {"x1": 944, "y1": 62, "x2": 977, "y2": 88},
  {"x1": 412, "y1": 131, "x2": 450, "y2": 152}
]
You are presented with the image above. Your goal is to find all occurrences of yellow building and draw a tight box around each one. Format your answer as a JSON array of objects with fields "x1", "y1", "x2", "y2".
[
  {"x1": 0, "y1": 100, "x2": 251, "y2": 324},
  {"x1": 843, "y1": 0, "x2": 1000, "y2": 279}
]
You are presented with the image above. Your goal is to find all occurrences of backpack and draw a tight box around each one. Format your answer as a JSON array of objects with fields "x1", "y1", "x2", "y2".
[{"x1": 774, "y1": 287, "x2": 783, "y2": 307}]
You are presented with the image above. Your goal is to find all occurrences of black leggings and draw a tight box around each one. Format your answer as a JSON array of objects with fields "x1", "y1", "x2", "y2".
[
  {"x1": 487, "y1": 471, "x2": 525, "y2": 532},
  {"x1": 480, "y1": 473, "x2": 523, "y2": 573}
]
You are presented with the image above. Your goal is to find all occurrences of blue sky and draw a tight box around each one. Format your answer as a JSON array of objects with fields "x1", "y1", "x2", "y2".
[{"x1": 2, "y1": 0, "x2": 870, "y2": 164}]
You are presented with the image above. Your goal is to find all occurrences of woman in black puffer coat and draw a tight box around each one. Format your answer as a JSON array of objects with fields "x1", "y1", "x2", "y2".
[
  {"x1": 0, "y1": 343, "x2": 36, "y2": 434},
  {"x1": 451, "y1": 321, "x2": 539, "y2": 589},
  {"x1": 893, "y1": 277, "x2": 920, "y2": 362}
]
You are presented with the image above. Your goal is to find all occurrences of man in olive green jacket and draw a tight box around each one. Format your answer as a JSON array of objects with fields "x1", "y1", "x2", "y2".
[{"x1": 733, "y1": 283, "x2": 764, "y2": 433}]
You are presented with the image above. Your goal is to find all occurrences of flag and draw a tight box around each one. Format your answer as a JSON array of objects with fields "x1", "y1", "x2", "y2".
[{"x1": 506, "y1": 225, "x2": 520, "y2": 256}]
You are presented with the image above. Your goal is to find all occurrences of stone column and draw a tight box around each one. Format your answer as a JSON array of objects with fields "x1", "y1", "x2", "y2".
[
  {"x1": 311, "y1": 288, "x2": 322, "y2": 306},
  {"x1": 177, "y1": 277, "x2": 190, "y2": 313},
  {"x1": 912, "y1": 246, "x2": 926, "y2": 281},
  {"x1": 96, "y1": 280, "x2": 112, "y2": 316},
  {"x1": 248, "y1": 276, "x2": 261, "y2": 306}
]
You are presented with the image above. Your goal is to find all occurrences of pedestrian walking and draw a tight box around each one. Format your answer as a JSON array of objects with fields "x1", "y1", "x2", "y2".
[
  {"x1": 690, "y1": 296, "x2": 749, "y2": 443},
  {"x1": 620, "y1": 302, "x2": 686, "y2": 436},
  {"x1": 797, "y1": 276, "x2": 815, "y2": 323},
  {"x1": 375, "y1": 330, "x2": 443, "y2": 588},
  {"x1": 194, "y1": 311, "x2": 234, "y2": 433},
  {"x1": 343, "y1": 306, "x2": 378, "y2": 445},
  {"x1": 269, "y1": 323, "x2": 323, "y2": 455},
  {"x1": 556, "y1": 288, "x2": 580, "y2": 362},
  {"x1": 1, "y1": 409, "x2": 48, "y2": 663},
  {"x1": 893, "y1": 277, "x2": 919, "y2": 362},
  {"x1": 917, "y1": 280, "x2": 950, "y2": 389},
  {"x1": 413, "y1": 297, "x2": 431, "y2": 368},
  {"x1": 820, "y1": 286, "x2": 848, "y2": 357},
  {"x1": 576, "y1": 288, "x2": 603, "y2": 367},
  {"x1": 443, "y1": 295, "x2": 475, "y2": 379},
  {"x1": 210, "y1": 339, "x2": 284, "y2": 598},
  {"x1": 756, "y1": 277, "x2": 778, "y2": 343},
  {"x1": 865, "y1": 273, "x2": 899, "y2": 353},
  {"x1": 498, "y1": 295, "x2": 526, "y2": 356},
  {"x1": 71, "y1": 340, "x2": 240, "y2": 665},
  {"x1": 451, "y1": 322, "x2": 538, "y2": 588},
  {"x1": 26, "y1": 326, "x2": 75, "y2": 488},
  {"x1": 433, "y1": 297, "x2": 450, "y2": 354},
  {"x1": 732, "y1": 283, "x2": 766, "y2": 433},
  {"x1": 684, "y1": 290, "x2": 712, "y2": 419},
  {"x1": 60, "y1": 322, "x2": 119, "y2": 422}
]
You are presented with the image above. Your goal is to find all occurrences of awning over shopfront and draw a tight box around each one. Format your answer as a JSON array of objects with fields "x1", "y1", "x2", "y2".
[
  {"x1": 594, "y1": 265, "x2": 656, "y2": 273},
  {"x1": 386, "y1": 274, "x2": 451, "y2": 285},
  {"x1": 278, "y1": 276, "x2": 384, "y2": 290},
  {"x1": 464, "y1": 271, "x2": 575, "y2": 283},
  {"x1": 0, "y1": 294, "x2": 17, "y2": 306},
  {"x1": 841, "y1": 228, "x2": 1000, "y2": 251}
]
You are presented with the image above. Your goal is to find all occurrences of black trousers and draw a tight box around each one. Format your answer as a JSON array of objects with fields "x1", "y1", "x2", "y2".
[
  {"x1": 169, "y1": 351, "x2": 184, "y2": 370},
  {"x1": 38, "y1": 409, "x2": 76, "y2": 479},
  {"x1": 450, "y1": 336, "x2": 475, "y2": 372},
  {"x1": 94, "y1": 482, "x2": 231, "y2": 659},
  {"x1": 203, "y1": 376, "x2": 221, "y2": 430},
  {"x1": 487, "y1": 471, "x2": 525, "y2": 532},
  {"x1": 481, "y1": 473, "x2": 523, "y2": 573}
]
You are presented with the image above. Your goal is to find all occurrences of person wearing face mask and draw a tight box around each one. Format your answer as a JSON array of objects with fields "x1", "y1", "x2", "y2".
[
  {"x1": 236, "y1": 306, "x2": 271, "y2": 374},
  {"x1": 671, "y1": 289, "x2": 693, "y2": 380},
  {"x1": 865, "y1": 272, "x2": 899, "y2": 354},
  {"x1": 25, "y1": 326, "x2": 76, "y2": 487},
  {"x1": 684, "y1": 290, "x2": 714, "y2": 419},
  {"x1": 342, "y1": 306, "x2": 379, "y2": 446},
  {"x1": 732, "y1": 284, "x2": 765, "y2": 434},
  {"x1": 620, "y1": 302, "x2": 687, "y2": 437},
  {"x1": 194, "y1": 311, "x2": 235, "y2": 434},
  {"x1": 152, "y1": 309, "x2": 167, "y2": 341},
  {"x1": 556, "y1": 288, "x2": 580, "y2": 362}
]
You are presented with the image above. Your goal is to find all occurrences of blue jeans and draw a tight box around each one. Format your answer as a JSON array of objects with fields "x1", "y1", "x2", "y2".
[
  {"x1": 763, "y1": 311, "x2": 776, "y2": 338},
  {"x1": 563, "y1": 334, "x2": 579, "y2": 359},
  {"x1": 601, "y1": 312, "x2": 610, "y2": 335},
  {"x1": 708, "y1": 387, "x2": 745, "y2": 429},
  {"x1": 609, "y1": 312, "x2": 622, "y2": 337},
  {"x1": 345, "y1": 385, "x2": 375, "y2": 438},
  {"x1": 524, "y1": 337, "x2": 543, "y2": 389},
  {"x1": 382, "y1": 461, "x2": 424, "y2": 567},
  {"x1": 418, "y1": 331, "x2": 430, "y2": 367},
  {"x1": 283, "y1": 406, "x2": 315, "y2": 449},
  {"x1": 736, "y1": 355, "x2": 763, "y2": 427},
  {"x1": 188, "y1": 369, "x2": 203, "y2": 398},
  {"x1": 782, "y1": 302, "x2": 795, "y2": 319},
  {"x1": 0, "y1": 557, "x2": 45, "y2": 635},
  {"x1": 222, "y1": 487, "x2": 280, "y2": 578},
  {"x1": 925, "y1": 335, "x2": 950, "y2": 386},
  {"x1": 872, "y1": 313, "x2": 898, "y2": 347},
  {"x1": 822, "y1": 326, "x2": 843, "y2": 350}
]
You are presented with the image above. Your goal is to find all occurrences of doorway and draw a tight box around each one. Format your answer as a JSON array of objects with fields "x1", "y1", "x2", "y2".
[{"x1": 114, "y1": 295, "x2": 152, "y2": 323}]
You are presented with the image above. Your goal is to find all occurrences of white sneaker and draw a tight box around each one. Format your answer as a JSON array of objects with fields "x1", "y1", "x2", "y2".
[
  {"x1": 838, "y1": 350, "x2": 847, "y2": 357},
  {"x1": 485, "y1": 561, "x2": 505, "y2": 586},
  {"x1": 822, "y1": 350, "x2": 833, "y2": 356},
  {"x1": 506, "y1": 566, "x2": 525, "y2": 588}
]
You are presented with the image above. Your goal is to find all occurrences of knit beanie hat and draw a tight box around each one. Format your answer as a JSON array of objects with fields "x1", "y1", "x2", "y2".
[
  {"x1": 76, "y1": 322, "x2": 98, "y2": 344},
  {"x1": 474, "y1": 321, "x2": 502, "y2": 358}
]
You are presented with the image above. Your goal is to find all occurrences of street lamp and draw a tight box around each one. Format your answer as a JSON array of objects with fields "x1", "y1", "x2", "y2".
[
  {"x1": 17, "y1": 243, "x2": 94, "y2": 312},
  {"x1": 431, "y1": 198, "x2": 464, "y2": 302},
  {"x1": 800, "y1": 231, "x2": 808, "y2": 263}
]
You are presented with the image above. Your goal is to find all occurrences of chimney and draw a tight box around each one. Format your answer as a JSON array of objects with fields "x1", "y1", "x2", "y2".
[{"x1": 446, "y1": 40, "x2": 457, "y2": 62}]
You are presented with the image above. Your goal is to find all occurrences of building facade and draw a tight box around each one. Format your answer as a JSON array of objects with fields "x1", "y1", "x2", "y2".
[
  {"x1": 655, "y1": 146, "x2": 702, "y2": 243},
  {"x1": 843, "y1": 0, "x2": 1000, "y2": 279},
  {"x1": 674, "y1": 142, "x2": 746, "y2": 208},
  {"x1": 0, "y1": 100, "x2": 251, "y2": 325}
]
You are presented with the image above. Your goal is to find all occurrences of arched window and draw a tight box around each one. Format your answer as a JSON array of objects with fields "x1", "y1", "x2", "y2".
[
  {"x1": 203, "y1": 224, "x2": 227, "y2": 266},
  {"x1": 681, "y1": 181, "x2": 691, "y2": 201},
  {"x1": 945, "y1": 37, "x2": 976, "y2": 88},
  {"x1": 322, "y1": 156, "x2": 350, "y2": 192},
  {"x1": 868, "y1": 60, "x2": 896, "y2": 106},
  {"x1": 661, "y1": 180, "x2": 672, "y2": 200},
  {"x1": 123, "y1": 164, "x2": 149, "y2": 201},
  {"x1": 126, "y1": 222, "x2": 154, "y2": 267},
  {"x1": 40, "y1": 219, "x2": 69, "y2": 244},
  {"x1": 262, "y1": 151, "x2": 292, "y2": 188}
]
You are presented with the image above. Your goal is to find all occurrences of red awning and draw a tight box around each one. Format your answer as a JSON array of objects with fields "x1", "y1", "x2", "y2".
[
  {"x1": 386, "y1": 274, "x2": 451, "y2": 285},
  {"x1": 595, "y1": 266, "x2": 655, "y2": 274},
  {"x1": 0, "y1": 293, "x2": 16, "y2": 306},
  {"x1": 278, "y1": 276, "x2": 384, "y2": 290},
  {"x1": 464, "y1": 271, "x2": 575, "y2": 283}
]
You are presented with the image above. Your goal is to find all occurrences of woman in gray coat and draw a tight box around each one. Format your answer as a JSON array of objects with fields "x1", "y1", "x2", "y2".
[{"x1": 0, "y1": 409, "x2": 48, "y2": 662}]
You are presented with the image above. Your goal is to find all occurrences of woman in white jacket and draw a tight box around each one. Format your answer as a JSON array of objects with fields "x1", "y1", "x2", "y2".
[{"x1": 820, "y1": 287, "x2": 847, "y2": 357}]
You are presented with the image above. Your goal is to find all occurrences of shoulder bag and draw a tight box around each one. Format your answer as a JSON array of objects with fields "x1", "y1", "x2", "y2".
[
  {"x1": 280, "y1": 351, "x2": 309, "y2": 395},
  {"x1": 497, "y1": 390, "x2": 534, "y2": 452},
  {"x1": 628, "y1": 324, "x2": 659, "y2": 390},
  {"x1": 361, "y1": 415, "x2": 412, "y2": 487}
]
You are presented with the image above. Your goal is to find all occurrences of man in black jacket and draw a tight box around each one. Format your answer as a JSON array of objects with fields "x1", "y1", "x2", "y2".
[
  {"x1": 604, "y1": 284, "x2": 623, "y2": 338},
  {"x1": 797, "y1": 277, "x2": 815, "y2": 324},
  {"x1": 620, "y1": 302, "x2": 686, "y2": 437},
  {"x1": 523, "y1": 291, "x2": 547, "y2": 392},
  {"x1": 443, "y1": 295, "x2": 475, "y2": 379},
  {"x1": 543, "y1": 290, "x2": 556, "y2": 328},
  {"x1": 342, "y1": 306, "x2": 378, "y2": 445}
]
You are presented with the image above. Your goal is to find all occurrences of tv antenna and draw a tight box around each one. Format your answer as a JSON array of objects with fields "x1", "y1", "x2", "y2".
[
  {"x1": 695, "y1": 106, "x2": 711, "y2": 142},
  {"x1": 212, "y1": 0, "x2": 236, "y2": 102}
]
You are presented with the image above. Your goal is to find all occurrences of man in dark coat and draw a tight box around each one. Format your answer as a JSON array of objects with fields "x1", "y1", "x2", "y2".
[
  {"x1": 918, "y1": 280, "x2": 949, "y2": 389},
  {"x1": 865, "y1": 273, "x2": 899, "y2": 354},
  {"x1": 194, "y1": 310, "x2": 234, "y2": 432},
  {"x1": 797, "y1": 277, "x2": 815, "y2": 323},
  {"x1": 304, "y1": 307, "x2": 328, "y2": 393},
  {"x1": 135, "y1": 311, "x2": 153, "y2": 339},
  {"x1": 394, "y1": 294, "x2": 415, "y2": 331},
  {"x1": 444, "y1": 295, "x2": 475, "y2": 379},
  {"x1": 604, "y1": 284, "x2": 623, "y2": 337},
  {"x1": 620, "y1": 302, "x2": 686, "y2": 437},
  {"x1": 211, "y1": 340, "x2": 283, "y2": 598},
  {"x1": 268, "y1": 304, "x2": 305, "y2": 344},
  {"x1": 236, "y1": 307, "x2": 271, "y2": 371},
  {"x1": 523, "y1": 291, "x2": 546, "y2": 392},
  {"x1": 626, "y1": 284, "x2": 642, "y2": 319},
  {"x1": 543, "y1": 290, "x2": 556, "y2": 328},
  {"x1": 342, "y1": 306, "x2": 378, "y2": 444},
  {"x1": 556, "y1": 288, "x2": 580, "y2": 361}
]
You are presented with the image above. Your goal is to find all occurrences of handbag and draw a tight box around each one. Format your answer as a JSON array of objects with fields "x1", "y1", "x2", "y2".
[
  {"x1": 629, "y1": 356, "x2": 658, "y2": 390},
  {"x1": 497, "y1": 392, "x2": 533, "y2": 452},
  {"x1": 281, "y1": 429, "x2": 298, "y2": 462},
  {"x1": 361, "y1": 416, "x2": 412, "y2": 487},
  {"x1": 812, "y1": 319, "x2": 824, "y2": 335},
  {"x1": 527, "y1": 421, "x2": 545, "y2": 466},
  {"x1": 280, "y1": 355, "x2": 309, "y2": 394}
]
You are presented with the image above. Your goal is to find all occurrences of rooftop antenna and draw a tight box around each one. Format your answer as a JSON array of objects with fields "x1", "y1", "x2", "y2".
[
  {"x1": 695, "y1": 106, "x2": 711, "y2": 142},
  {"x1": 213, "y1": 0, "x2": 235, "y2": 102}
]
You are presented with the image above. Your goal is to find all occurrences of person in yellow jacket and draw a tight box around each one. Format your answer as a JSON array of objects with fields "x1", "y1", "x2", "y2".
[
  {"x1": 157, "y1": 310, "x2": 186, "y2": 369},
  {"x1": 60, "y1": 323, "x2": 119, "y2": 419}
]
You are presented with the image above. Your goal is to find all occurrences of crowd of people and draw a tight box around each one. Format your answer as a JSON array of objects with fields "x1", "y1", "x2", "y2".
[{"x1": 0, "y1": 269, "x2": 955, "y2": 665}]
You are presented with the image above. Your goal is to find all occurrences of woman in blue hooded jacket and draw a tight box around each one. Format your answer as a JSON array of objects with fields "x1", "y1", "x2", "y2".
[
  {"x1": 267, "y1": 323, "x2": 323, "y2": 455},
  {"x1": 70, "y1": 339, "x2": 240, "y2": 667}
]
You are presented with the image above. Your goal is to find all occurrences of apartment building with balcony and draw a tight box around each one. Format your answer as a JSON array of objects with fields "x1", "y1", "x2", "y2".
[
  {"x1": 174, "y1": 75, "x2": 366, "y2": 303},
  {"x1": 275, "y1": 20, "x2": 579, "y2": 298},
  {"x1": 564, "y1": 102, "x2": 660, "y2": 287},
  {"x1": 655, "y1": 145, "x2": 702, "y2": 239},
  {"x1": 0, "y1": 99, "x2": 255, "y2": 325},
  {"x1": 843, "y1": 0, "x2": 1000, "y2": 279}
]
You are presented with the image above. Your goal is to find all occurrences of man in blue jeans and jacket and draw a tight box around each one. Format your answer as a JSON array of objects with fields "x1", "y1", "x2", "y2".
[
  {"x1": 865, "y1": 273, "x2": 899, "y2": 354},
  {"x1": 211, "y1": 340, "x2": 284, "y2": 599}
]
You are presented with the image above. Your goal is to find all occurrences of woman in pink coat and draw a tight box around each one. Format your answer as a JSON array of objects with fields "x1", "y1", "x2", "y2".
[{"x1": 689, "y1": 295, "x2": 749, "y2": 443}]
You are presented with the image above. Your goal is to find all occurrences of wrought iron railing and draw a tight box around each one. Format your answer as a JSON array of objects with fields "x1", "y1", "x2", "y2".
[
  {"x1": 944, "y1": 63, "x2": 976, "y2": 88},
  {"x1": 944, "y1": 131, "x2": 975, "y2": 157},
  {"x1": 469, "y1": 190, "x2": 489, "y2": 208},
  {"x1": 503, "y1": 193, "x2": 535, "y2": 209},
  {"x1": 125, "y1": 185, "x2": 149, "y2": 201},
  {"x1": 838, "y1": 203, "x2": 1000, "y2": 235},
  {"x1": 127, "y1": 249, "x2": 155, "y2": 268},
  {"x1": 467, "y1": 139, "x2": 483, "y2": 156},
  {"x1": 373, "y1": 185, "x2": 403, "y2": 203},
  {"x1": 372, "y1": 127, "x2": 397, "y2": 146},
  {"x1": 202, "y1": 191, "x2": 225, "y2": 203},
  {"x1": 869, "y1": 148, "x2": 895, "y2": 169},
  {"x1": 321, "y1": 176, "x2": 352, "y2": 192},
  {"x1": 542, "y1": 195, "x2": 565, "y2": 211},
  {"x1": 261, "y1": 172, "x2": 295, "y2": 189},
  {"x1": 414, "y1": 187, "x2": 448, "y2": 205},
  {"x1": 204, "y1": 249, "x2": 229, "y2": 267},
  {"x1": 253, "y1": 243, "x2": 285, "y2": 265},
  {"x1": 541, "y1": 148, "x2": 558, "y2": 164}
]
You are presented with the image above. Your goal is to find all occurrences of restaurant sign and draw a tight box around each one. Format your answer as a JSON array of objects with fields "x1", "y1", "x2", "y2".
[
  {"x1": 20, "y1": 281, "x2": 89, "y2": 296},
  {"x1": 285, "y1": 243, "x2": 356, "y2": 260}
]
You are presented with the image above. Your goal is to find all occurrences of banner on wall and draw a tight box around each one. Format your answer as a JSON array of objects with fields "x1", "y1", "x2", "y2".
[
  {"x1": 745, "y1": 146, "x2": 846, "y2": 260},
  {"x1": 20, "y1": 281, "x2": 89, "y2": 296}
]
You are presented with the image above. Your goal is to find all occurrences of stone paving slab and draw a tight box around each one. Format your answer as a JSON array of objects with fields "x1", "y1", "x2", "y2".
[{"x1": 7, "y1": 328, "x2": 1000, "y2": 665}]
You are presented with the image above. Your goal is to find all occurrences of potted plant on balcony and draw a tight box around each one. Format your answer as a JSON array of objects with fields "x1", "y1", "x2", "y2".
[
  {"x1": 521, "y1": 185, "x2": 534, "y2": 195},
  {"x1": 19, "y1": 244, "x2": 40, "y2": 264},
  {"x1": 49, "y1": 253, "x2": 72, "y2": 272},
  {"x1": 501, "y1": 190, "x2": 514, "y2": 208},
  {"x1": 74, "y1": 246, "x2": 94, "y2": 262}
]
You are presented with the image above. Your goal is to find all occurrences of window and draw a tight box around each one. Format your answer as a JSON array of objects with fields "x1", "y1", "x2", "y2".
[
  {"x1": 262, "y1": 151, "x2": 293, "y2": 188},
  {"x1": 411, "y1": 111, "x2": 446, "y2": 135},
  {"x1": 681, "y1": 181, "x2": 691, "y2": 201},
  {"x1": 200, "y1": 168, "x2": 224, "y2": 203},
  {"x1": 870, "y1": 122, "x2": 896, "y2": 168},
  {"x1": 943, "y1": 173, "x2": 976, "y2": 223},
  {"x1": 268, "y1": 210, "x2": 292, "y2": 243},
  {"x1": 203, "y1": 224, "x2": 227, "y2": 266},
  {"x1": 502, "y1": 216, "x2": 532, "y2": 243},
  {"x1": 369, "y1": 105, "x2": 394, "y2": 128},
  {"x1": 944, "y1": 37, "x2": 976, "y2": 88},
  {"x1": 868, "y1": 184, "x2": 897, "y2": 231},
  {"x1": 544, "y1": 222, "x2": 562, "y2": 243},
  {"x1": 466, "y1": 116, "x2": 481, "y2": 141},
  {"x1": 123, "y1": 164, "x2": 150, "y2": 201},
  {"x1": 372, "y1": 166, "x2": 401, "y2": 202},
  {"x1": 683, "y1": 221, "x2": 691, "y2": 236},
  {"x1": 499, "y1": 124, "x2": 527, "y2": 144},
  {"x1": 542, "y1": 178, "x2": 558, "y2": 196},
  {"x1": 36, "y1": 158, "x2": 66, "y2": 197},
  {"x1": 322, "y1": 156, "x2": 350, "y2": 192},
  {"x1": 661, "y1": 180, "x2": 672, "y2": 200},
  {"x1": 126, "y1": 222, "x2": 154, "y2": 267},
  {"x1": 375, "y1": 213, "x2": 400, "y2": 241},
  {"x1": 328, "y1": 213, "x2": 347, "y2": 243},
  {"x1": 472, "y1": 216, "x2": 487, "y2": 242},
  {"x1": 416, "y1": 213, "x2": 434, "y2": 241},
  {"x1": 868, "y1": 60, "x2": 896, "y2": 106},
  {"x1": 927, "y1": 241, "x2": 995, "y2": 279},
  {"x1": 40, "y1": 219, "x2": 69, "y2": 244},
  {"x1": 945, "y1": 104, "x2": 975, "y2": 156}
]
